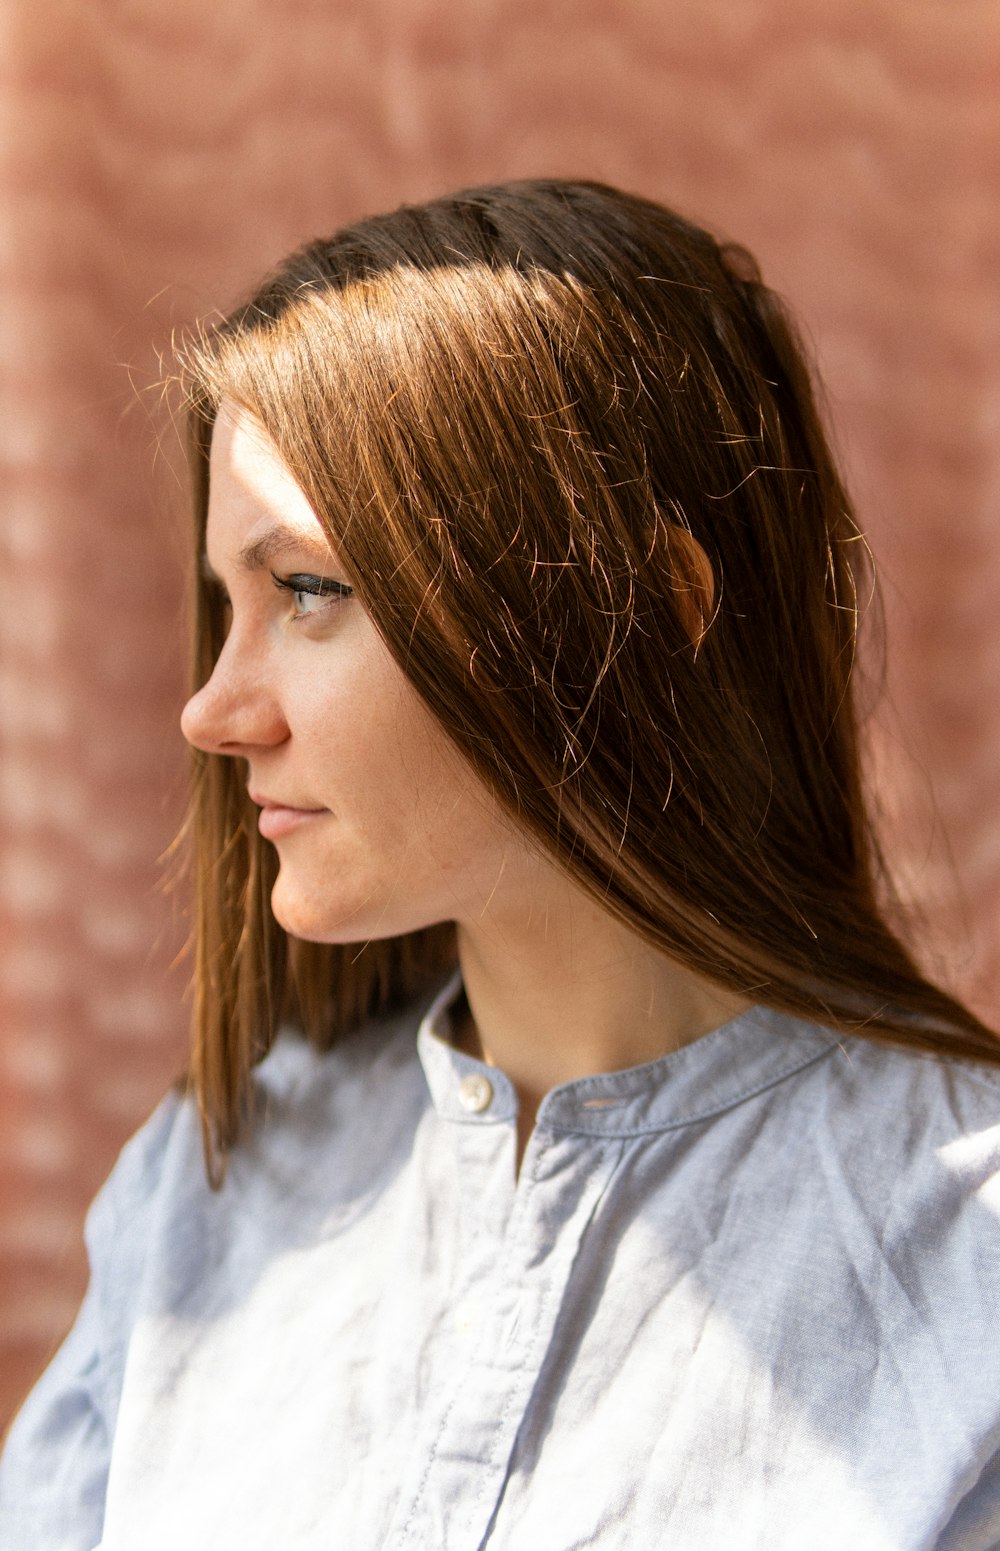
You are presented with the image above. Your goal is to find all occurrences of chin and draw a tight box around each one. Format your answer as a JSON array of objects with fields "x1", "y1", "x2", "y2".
[
  {"x1": 269, "y1": 875, "x2": 406, "y2": 947},
  {"x1": 271, "y1": 891, "x2": 361, "y2": 945}
]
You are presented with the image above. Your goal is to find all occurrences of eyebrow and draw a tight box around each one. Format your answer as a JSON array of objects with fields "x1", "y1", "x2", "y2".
[
  {"x1": 201, "y1": 523, "x2": 335, "y2": 584},
  {"x1": 238, "y1": 523, "x2": 334, "y2": 573}
]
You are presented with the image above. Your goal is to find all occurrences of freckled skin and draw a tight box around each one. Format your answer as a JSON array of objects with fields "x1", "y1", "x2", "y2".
[{"x1": 180, "y1": 404, "x2": 552, "y2": 947}]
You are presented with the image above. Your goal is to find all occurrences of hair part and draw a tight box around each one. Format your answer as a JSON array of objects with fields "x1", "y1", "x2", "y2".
[{"x1": 177, "y1": 178, "x2": 998, "y2": 1183}]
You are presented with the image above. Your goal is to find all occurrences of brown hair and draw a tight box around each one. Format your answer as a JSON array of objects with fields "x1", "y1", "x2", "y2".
[{"x1": 179, "y1": 178, "x2": 998, "y2": 1181}]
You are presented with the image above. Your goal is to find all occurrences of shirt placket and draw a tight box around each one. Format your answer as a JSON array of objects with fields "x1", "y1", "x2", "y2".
[{"x1": 384, "y1": 1116, "x2": 622, "y2": 1551}]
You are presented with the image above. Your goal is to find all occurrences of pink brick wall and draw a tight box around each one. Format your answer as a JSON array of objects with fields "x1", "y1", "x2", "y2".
[{"x1": 2, "y1": 0, "x2": 998, "y2": 1429}]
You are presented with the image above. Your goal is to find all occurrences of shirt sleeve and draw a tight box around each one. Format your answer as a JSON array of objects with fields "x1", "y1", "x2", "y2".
[
  {"x1": 0, "y1": 1281, "x2": 110, "y2": 1549},
  {"x1": 0, "y1": 1091, "x2": 183, "y2": 1551},
  {"x1": 936, "y1": 1448, "x2": 1000, "y2": 1551}
]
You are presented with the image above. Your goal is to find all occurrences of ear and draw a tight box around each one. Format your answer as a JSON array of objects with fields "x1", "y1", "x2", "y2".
[{"x1": 666, "y1": 526, "x2": 716, "y2": 652}]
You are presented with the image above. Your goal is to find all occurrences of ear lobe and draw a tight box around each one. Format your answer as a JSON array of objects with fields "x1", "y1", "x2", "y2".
[{"x1": 666, "y1": 526, "x2": 716, "y2": 652}]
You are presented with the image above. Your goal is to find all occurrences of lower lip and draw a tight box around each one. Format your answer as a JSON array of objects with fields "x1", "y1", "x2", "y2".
[{"x1": 257, "y1": 806, "x2": 328, "y2": 840}]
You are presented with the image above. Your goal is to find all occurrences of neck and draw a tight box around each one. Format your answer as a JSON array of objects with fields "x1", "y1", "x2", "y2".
[{"x1": 453, "y1": 878, "x2": 750, "y2": 1163}]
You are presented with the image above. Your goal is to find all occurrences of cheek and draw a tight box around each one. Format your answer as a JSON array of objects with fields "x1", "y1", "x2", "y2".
[
  {"x1": 289, "y1": 642, "x2": 475, "y2": 837},
  {"x1": 359, "y1": 696, "x2": 490, "y2": 856},
  {"x1": 355, "y1": 689, "x2": 507, "y2": 878}
]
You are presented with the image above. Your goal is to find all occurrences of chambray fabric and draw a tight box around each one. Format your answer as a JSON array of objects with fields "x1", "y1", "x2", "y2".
[{"x1": 3, "y1": 978, "x2": 1000, "y2": 1551}]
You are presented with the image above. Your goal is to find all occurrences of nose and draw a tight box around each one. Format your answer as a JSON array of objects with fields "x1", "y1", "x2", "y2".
[{"x1": 181, "y1": 634, "x2": 288, "y2": 755}]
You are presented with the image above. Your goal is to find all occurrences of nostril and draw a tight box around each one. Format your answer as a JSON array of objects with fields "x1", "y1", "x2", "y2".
[
  {"x1": 179, "y1": 669, "x2": 288, "y2": 755},
  {"x1": 180, "y1": 684, "x2": 220, "y2": 752}
]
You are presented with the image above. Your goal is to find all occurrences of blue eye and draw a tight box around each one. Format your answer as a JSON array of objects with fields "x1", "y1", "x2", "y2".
[{"x1": 271, "y1": 572, "x2": 354, "y2": 619}]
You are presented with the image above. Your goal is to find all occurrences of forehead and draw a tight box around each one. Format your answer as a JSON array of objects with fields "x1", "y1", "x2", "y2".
[{"x1": 206, "y1": 402, "x2": 331, "y2": 567}]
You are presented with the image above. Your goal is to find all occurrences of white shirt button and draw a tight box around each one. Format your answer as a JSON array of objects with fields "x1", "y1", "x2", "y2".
[{"x1": 457, "y1": 1073, "x2": 493, "y2": 1114}]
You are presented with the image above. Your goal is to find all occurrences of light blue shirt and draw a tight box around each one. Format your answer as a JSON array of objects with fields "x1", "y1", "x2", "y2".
[{"x1": 3, "y1": 978, "x2": 1000, "y2": 1549}]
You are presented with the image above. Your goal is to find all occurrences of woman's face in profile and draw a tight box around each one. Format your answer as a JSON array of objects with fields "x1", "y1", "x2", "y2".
[{"x1": 180, "y1": 403, "x2": 551, "y2": 947}]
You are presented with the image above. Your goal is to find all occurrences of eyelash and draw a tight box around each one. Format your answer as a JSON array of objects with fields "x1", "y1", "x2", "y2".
[{"x1": 270, "y1": 571, "x2": 355, "y2": 619}]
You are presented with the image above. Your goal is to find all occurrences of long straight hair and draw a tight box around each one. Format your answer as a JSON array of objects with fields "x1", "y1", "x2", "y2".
[{"x1": 179, "y1": 178, "x2": 998, "y2": 1182}]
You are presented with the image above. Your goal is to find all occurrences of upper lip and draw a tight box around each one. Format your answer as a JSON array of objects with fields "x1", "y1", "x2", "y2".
[{"x1": 248, "y1": 790, "x2": 325, "y2": 812}]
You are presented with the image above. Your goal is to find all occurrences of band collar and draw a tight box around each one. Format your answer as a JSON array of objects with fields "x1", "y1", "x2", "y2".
[{"x1": 417, "y1": 973, "x2": 838, "y2": 1139}]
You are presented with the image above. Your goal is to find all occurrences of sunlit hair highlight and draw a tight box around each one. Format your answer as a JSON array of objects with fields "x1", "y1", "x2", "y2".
[{"x1": 178, "y1": 178, "x2": 998, "y2": 1182}]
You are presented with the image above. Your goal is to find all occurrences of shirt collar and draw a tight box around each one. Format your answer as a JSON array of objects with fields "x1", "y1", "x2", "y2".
[{"x1": 416, "y1": 973, "x2": 838, "y2": 1138}]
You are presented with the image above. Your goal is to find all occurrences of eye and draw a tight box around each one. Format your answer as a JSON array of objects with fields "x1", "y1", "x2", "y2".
[{"x1": 271, "y1": 571, "x2": 354, "y2": 620}]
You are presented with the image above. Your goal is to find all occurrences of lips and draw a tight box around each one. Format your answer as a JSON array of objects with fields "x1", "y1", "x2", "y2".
[{"x1": 249, "y1": 791, "x2": 328, "y2": 841}]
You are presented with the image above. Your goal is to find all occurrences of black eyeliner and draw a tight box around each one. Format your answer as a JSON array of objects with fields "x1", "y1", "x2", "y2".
[{"x1": 270, "y1": 571, "x2": 354, "y2": 598}]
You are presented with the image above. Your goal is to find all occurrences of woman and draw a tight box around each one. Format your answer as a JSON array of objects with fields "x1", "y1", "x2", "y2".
[{"x1": 2, "y1": 179, "x2": 998, "y2": 1549}]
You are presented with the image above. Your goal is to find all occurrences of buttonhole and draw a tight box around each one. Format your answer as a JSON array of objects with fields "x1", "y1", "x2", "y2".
[{"x1": 581, "y1": 1097, "x2": 623, "y2": 1110}]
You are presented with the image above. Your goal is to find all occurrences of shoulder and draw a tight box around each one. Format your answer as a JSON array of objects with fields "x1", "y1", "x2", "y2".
[
  {"x1": 100, "y1": 994, "x2": 432, "y2": 1236},
  {"x1": 63, "y1": 998, "x2": 431, "y2": 1386},
  {"x1": 737, "y1": 1001, "x2": 1000, "y2": 1136},
  {"x1": 1, "y1": 996, "x2": 430, "y2": 1441},
  {"x1": 707, "y1": 1009, "x2": 1000, "y2": 1304},
  {"x1": 248, "y1": 995, "x2": 432, "y2": 1145},
  {"x1": 0, "y1": 1000, "x2": 430, "y2": 1545},
  {"x1": 819, "y1": 1033, "x2": 1000, "y2": 1224},
  {"x1": 751, "y1": 1017, "x2": 1000, "y2": 1311},
  {"x1": 800, "y1": 1023, "x2": 1000, "y2": 1162},
  {"x1": 79, "y1": 1009, "x2": 424, "y2": 1353}
]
